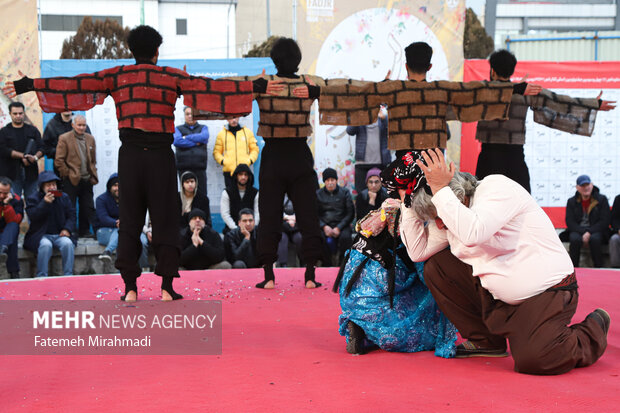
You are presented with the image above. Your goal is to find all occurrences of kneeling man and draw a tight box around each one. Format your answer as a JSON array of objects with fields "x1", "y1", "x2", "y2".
[{"x1": 400, "y1": 148, "x2": 609, "y2": 375}]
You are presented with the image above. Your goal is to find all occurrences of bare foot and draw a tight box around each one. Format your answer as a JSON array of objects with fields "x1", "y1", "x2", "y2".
[
  {"x1": 263, "y1": 280, "x2": 275, "y2": 289},
  {"x1": 305, "y1": 280, "x2": 318, "y2": 289},
  {"x1": 123, "y1": 290, "x2": 137, "y2": 302},
  {"x1": 161, "y1": 289, "x2": 174, "y2": 301}
]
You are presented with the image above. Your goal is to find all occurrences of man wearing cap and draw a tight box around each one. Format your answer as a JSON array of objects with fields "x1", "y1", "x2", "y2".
[
  {"x1": 355, "y1": 167, "x2": 388, "y2": 221},
  {"x1": 180, "y1": 208, "x2": 231, "y2": 270},
  {"x1": 565, "y1": 174, "x2": 610, "y2": 268},
  {"x1": 316, "y1": 167, "x2": 354, "y2": 265},
  {"x1": 24, "y1": 171, "x2": 76, "y2": 277}
]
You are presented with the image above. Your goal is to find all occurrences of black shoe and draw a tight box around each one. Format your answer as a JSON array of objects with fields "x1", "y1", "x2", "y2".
[
  {"x1": 9, "y1": 271, "x2": 20, "y2": 279},
  {"x1": 587, "y1": 308, "x2": 611, "y2": 335},
  {"x1": 346, "y1": 321, "x2": 366, "y2": 354},
  {"x1": 455, "y1": 341, "x2": 509, "y2": 358},
  {"x1": 98, "y1": 252, "x2": 112, "y2": 263},
  {"x1": 80, "y1": 233, "x2": 95, "y2": 239}
]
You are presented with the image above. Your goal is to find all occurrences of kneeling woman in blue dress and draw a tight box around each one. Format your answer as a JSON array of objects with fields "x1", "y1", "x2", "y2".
[{"x1": 334, "y1": 152, "x2": 456, "y2": 357}]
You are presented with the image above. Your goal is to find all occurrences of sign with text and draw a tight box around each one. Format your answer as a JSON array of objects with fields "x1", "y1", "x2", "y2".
[{"x1": 0, "y1": 301, "x2": 222, "y2": 355}]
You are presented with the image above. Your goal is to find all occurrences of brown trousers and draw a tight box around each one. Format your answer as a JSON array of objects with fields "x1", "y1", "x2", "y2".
[{"x1": 424, "y1": 249, "x2": 607, "y2": 375}]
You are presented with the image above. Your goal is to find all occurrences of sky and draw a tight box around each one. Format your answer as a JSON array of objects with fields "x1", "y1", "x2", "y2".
[{"x1": 466, "y1": 0, "x2": 486, "y2": 15}]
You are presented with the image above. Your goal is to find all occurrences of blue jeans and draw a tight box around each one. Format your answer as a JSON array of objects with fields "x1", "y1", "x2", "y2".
[
  {"x1": 97, "y1": 227, "x2": 119, "y2": 254},
  {"x1": 0, "y1": 222, "x2": 20, "y2": 273},
  {"x1": 139, "y1": 233, "x2": 150, "y2": 269},
  {"x1": 37, "y1": 234, "x2": 75, "y2": 277}
]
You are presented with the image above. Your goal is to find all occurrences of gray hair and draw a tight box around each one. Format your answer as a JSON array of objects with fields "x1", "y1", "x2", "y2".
[
  {"x1": 412, "y1": 172, "x2": 479, "y2": 221},
  {"x1": 72, "y1": 114, "x2": 86, "y2": 124}
]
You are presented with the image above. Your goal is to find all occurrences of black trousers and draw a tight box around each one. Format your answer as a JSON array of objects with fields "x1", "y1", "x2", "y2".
[
  {"x1": 569, "y1": 231, "x2": 605, "y2": 268},
  {"x1": 116, "y1": 143, "x2": 181, "y2": 285},
  {"x1": 257, "y1": 139, "x2": 323, "y2": 266},
  {"x1": 476, "y1": 143, "x2": 531, "y2": 193},
  {"x1": 178, "y1": 168, "x2": 207, "y2": 197},
  {"x1": 63, "y1": 178, "x2": 96, "y2": 236}
]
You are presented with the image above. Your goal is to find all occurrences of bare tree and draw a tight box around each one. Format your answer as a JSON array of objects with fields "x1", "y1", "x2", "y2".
[
  {"x1": 60, "y1": 17, "x2": 132, "y2": 59},
  {"x1": 243, "y1": 36, "x2": 280, "y2": 58},
  {"x1": 463, "y1": 8, "x2": 495, "y2": 59}
]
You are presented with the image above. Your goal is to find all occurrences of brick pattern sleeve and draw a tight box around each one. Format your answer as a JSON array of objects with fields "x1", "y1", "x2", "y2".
[
  {"x1": 32, "y1": 65, "x2": 253, "y2": 134},
  {"x1": 319, "y1": 80, "x2": 513, "y2": 150},
  {"x1": 194, "y1": 74, "x2": 327, "y2": 138},
  {"x1": 476, "y1": 89, "x2": 600, "y2": 145}
]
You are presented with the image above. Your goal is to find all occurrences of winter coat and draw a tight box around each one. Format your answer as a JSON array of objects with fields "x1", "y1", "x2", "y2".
[
  {"x1": 213, "y1": 125, "x2": 259, "y2": 175},
  {"x1": 317, "y1": 185, "x2": 354, "y2": 230},
  {"x1": 565, "y1": 185, "x2": 611, "y2": 239},
  {"x1": 173, "y1": 123, "x2": 209, "y2": 170}
]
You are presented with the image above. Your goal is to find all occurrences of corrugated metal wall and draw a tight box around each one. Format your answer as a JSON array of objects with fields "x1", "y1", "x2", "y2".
[{"x1": 505, "y1": 31, "x2": 620, "y2": 60}]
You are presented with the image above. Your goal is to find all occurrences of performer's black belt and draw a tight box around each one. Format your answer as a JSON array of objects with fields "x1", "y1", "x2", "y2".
[{"x1": 547, "y1": 272, "x2": 578, "y2": 291}]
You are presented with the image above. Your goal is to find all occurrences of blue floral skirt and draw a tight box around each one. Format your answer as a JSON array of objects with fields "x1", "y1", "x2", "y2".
[{"x1": 338, "y1": 249, "x2": 457, "y2": 358}]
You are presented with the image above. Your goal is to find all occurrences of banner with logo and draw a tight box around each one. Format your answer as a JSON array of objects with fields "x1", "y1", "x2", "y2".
[{"x1": 296, "y1": 0, "x2": 466, "y2": 190}]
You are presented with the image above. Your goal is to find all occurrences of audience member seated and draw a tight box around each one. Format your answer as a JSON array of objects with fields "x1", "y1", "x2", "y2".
[
  {"x1": 277, "y1": 194, "x2": 303, "y2": 267},
  {"x1": 24, "y1": 171, "x2": 76, "y2": 277},
  {"x1": 317, "y1": 167, "x2": 354, "y2": 265},
  {"x1": 565, "y1": 174, "x2": 610, "y2": 268},
  {"x1": 224, "y1": 208, "x2": 259, "y2": 269},
  {"x1": 0, "y1": 176, "x2": 24, "y2": 278},
  {"x1": 95, "y1": 173, "x2": 120, "y2": 267},
  {"x1": 609, "y1": 194, "x2": 620, "y2": 267},
  {"x1": 220, "y1": 164, "x2": 259, "y2": 233},
  {"x1": 355, "y1": 167, "x2": 388, "y2": 221},
  {"x1": 178, "y1": 170, "x2": 211, "y2": 229},
  {"x1": 180, "y1": 208, "x2": 231, "y2": 270}
]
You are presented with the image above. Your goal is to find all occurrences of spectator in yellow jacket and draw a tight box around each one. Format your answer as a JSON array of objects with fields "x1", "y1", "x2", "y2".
[{"x1": 213, "y1": 117, "x2": 259, "y2": 188}]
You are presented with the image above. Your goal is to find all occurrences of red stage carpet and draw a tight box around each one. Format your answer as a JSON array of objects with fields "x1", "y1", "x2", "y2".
[{"x1": 1, "y1": 267, "x2": 619, "y2": 412}]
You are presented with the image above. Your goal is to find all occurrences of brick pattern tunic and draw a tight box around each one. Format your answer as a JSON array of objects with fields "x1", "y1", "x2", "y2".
[
  {"x1": 31, "y1": 64, "x2": 254, "y2": 134},
  {"x1": 194, "y1": 74, "x2": 326, "y2": 138},
  {"x1": 476, "y1": 89, "x2": 600, "y2": 145},
  {"x1": 318, "y1": 79, "x2": 514, "y2": 150}
]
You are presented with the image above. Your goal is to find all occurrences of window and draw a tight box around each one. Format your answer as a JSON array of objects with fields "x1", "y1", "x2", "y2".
[
  {"x1": 41, "y1": 15, "x2": 122, "y2": 31},
  {"x1": 176, "y1": 19, "x2": 187, "y2": 35}
]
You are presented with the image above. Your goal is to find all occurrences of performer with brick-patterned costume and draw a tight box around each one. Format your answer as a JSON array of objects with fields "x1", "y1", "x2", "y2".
[
  {"x1": 236, "y1": 38, "x2": 329, "y2": 289},
  {"x1": 4, "y1": 25, "x2": 282, "y2": 301},
  {"x1": 475, "y1": 49, "x2": 616, "y2": 193},
  {"x1": 313, "y1": 42, "x2": 543, "y2": 157}
]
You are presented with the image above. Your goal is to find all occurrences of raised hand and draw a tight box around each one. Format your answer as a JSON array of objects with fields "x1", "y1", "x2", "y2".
[
  {"x1": 2, "y1": 70, "x2": 25, "y2": 98},
  {"x1": 596, "y1": 91, "x2": 616, "y2": 111},
  {"x1": 415, "y1": 148, "x2": 455, "y2": 195},
  {"x1": 523, "y1": 83, "x2": 542, "y2": 96}
]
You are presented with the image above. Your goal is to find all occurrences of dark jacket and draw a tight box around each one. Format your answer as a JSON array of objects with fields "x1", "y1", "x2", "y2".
[
  {"x1": 347, "y1": 117, "x2": 390, "y2": 166},
  {"x1": 316, "y1": 185, "x2": 354, "y2": 230},
  {"x1": 42, "y1": 113, "x2": 91, "y2": 159},
  {"x1": 24, "y1": 171, "x2": 77, "y2": 252},
  {"x1": 0, "y1": 191, "x2": 24, "y2": 232},
  {"x1": 95, "y1": 174, "x2": 119, "y2": 230},
  {"x1": 225, "y1": 164, "x2": 258, "y2": 225},
  {"x1": 610, "y1": 194, "x2": 620, "y2": 234},
  {"x1": 224, "y1": 227, "x2": 258, "y2": 267},
  {"x1": 180, "y1": 225, "x2": 226, "y2": 270},
  {"x1": 565, "y1": 185, "x2": 611, "y2": 238},
  {"x1": 178, "y1": 191, "x2": 211, "y2": 228},
  {"x1": 355, "y1": 188, "x2": 389, "y2": 221},
  {"x1": 0, "y1": 123, "x2": 42, "y2": 182},
  {"x1": 174, "y1": 123, "x2": 209, "y2": 170}
]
